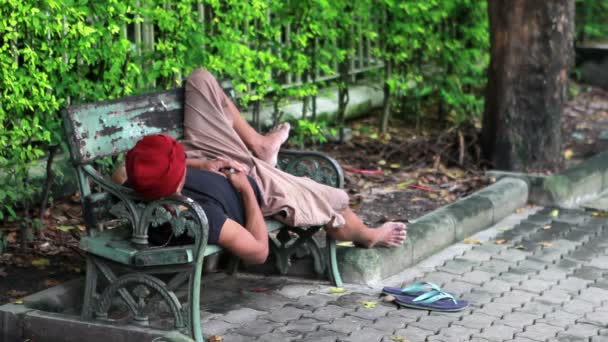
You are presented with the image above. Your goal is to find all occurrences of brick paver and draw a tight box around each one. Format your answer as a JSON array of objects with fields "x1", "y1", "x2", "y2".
[{"x1": 189, "y1": 207, "x2": 608, "y2": 341}]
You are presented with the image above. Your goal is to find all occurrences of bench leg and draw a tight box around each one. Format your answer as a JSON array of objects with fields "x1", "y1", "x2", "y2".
[
  {"x1": 188, "y1": 257, "x2": 204, "y2": 341},
  {"x1": 226, "y1": 255, "x2": 240, "y2": 275},
  {"x1": 269, "y1": 236, "x2": 291, "y2": 275},
  {"x1": 81, "y1": 255, "x2": 98, "y2": 319},
  {"x1": 270, "y1": 227, "x2": 323, "y2": 275},
  {"x1": 326, "y1": 235, "x2": 343, "y2": 288},
  {"x1": 82, "y1": 256, "x2": 202, "y2": 340},
  {"x1": 268, "y1": 226, "x2": 340, "y2": 285}
]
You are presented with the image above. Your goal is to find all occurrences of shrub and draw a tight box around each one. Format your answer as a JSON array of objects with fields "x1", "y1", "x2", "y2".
[
  {"x1": 0, "y1": 0, "x2": 492, "y2": 223},
  {"x1": 576, "y1": 0, "x2": 608, "y2": 41}
]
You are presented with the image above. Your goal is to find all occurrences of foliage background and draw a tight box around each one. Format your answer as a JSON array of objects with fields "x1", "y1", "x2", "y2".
[
  {"x1": 576, "y1": 0, "x2": 608, "y2": 42},
  {"x1": 0, "y1": 0, "x2": 605, "y2": 220}
]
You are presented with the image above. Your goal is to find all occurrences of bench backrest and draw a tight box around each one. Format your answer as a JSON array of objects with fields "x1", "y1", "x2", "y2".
[{"x1": 62, "y1": 88, "x2": 185, "y2": 164}]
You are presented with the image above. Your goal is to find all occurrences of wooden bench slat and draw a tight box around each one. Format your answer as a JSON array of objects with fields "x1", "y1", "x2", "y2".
[{"x1": 64, "y1": 89, "x2": 184, "y2": 163}]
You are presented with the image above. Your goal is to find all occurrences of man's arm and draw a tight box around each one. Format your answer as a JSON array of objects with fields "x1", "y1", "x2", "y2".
[
  {"x1": 111, "y1": 157, "x2": 248, "y2": 185},
  {"x1": 187, "y1": 157, "x2": 248, "y2": 174},
  {"x1": 216, "y1": 170, "x2": 268, "y2": 264}
]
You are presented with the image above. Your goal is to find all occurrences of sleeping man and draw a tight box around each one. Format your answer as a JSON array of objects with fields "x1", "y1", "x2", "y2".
[{"x1": 116, "y1": 69, "x2": 407, "y2": 265}]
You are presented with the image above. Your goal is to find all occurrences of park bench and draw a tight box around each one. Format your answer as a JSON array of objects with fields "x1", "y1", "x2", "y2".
[{"x1": 62, "y1": 85, "x2": 344, "y2": 340}]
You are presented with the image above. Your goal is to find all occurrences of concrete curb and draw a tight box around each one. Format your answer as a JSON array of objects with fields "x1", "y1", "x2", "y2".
[
  {"x1": 337, "y1": 177, "x2": 529, "y2": 285},
  {"x1": 532, "y1": 151, "x2": 608, "y2": 207},
  {"x1": 0, "y1": 278, "x2": 193, "y2": 342}
]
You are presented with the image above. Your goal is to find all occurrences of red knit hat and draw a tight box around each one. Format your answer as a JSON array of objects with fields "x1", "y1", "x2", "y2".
[{"x1": 125, "y1": 134, "x2": 186, "y2": 199}]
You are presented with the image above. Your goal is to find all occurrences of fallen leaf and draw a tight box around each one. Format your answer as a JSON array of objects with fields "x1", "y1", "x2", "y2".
[
  {"x1": 396, "y1": 180, "x2": 415, "y2": 189},
  {"x1": 208, "y1": 335, "x2": 223, "y2": 342},
  {"x1": 495, "y1": 239, "x2": 507, "y2": 245},
  {"x1": 13, "y1": 299, "x2": 24, "y2": 305},
  {"x1": 499, "y1": 227, "x2": 511, "y2": 231},
  {"x1": 564, "y1": 149, "x2": 574, "y2": 160},
  {"x1": 515, "y1": 208, "x2": 524, "y2": 214},
  {"x1": 31, "y1": 258, "x2": 50, "y2": 267},
  {"x1": 539, "y1": 241, "x2": 553, "y2": 247},
  {"x1": 549, "y1": 209, "x2": 559, "y2": 217},
  {"x1": 329, "y1": 287, "x2": 347, "y2": 294},
  {"x1": 362, "y1": 182, "x2": 374, "y2": 189},
  {"x1": 591, "y1": 211, "x2": 608, "y2": 217},
  {"x1": 42, "y1": 208, "x2": 52, "y2": 219},
  {"x1": 382, "y1": 295, "x2": 396, "y2": 302},
  {"x1": 337, "y1": 241, "x2": 355, "y2": 247},
  {"x1": 6, "y1": 232, "x2": 17, "y2": 244},
  {"x1": 446, "y1": 169, "x2": 464, "y2": 179},
  {"x1": 77, "y1": 225, "x2": 86, "y2": 231},
  {"x1": 543, "y1": 225, "x2": 552, "y2": 230},
  {"x1": 389, "y1": 335, "x2": 410, "y2": 342},
  {"x1": 44, "y1": 279, "x2": 60, "y2": 287},
  {"x1": 390, "y1": 163, "x2": 401, "y2": 169},
  {"x1": 463, "y1": 238, "x2": 482, "y2": 245},
  {"x1": 56, "y1": 225, "x2": 75, "y2": 232},
  {"x1": 54, "y1": 215, "x2": 69, "y2": 223},
  {"x1": 378, "y1": 159, "x2": 386, "y2": 166},
  {"x1": 358, "y1": 300, "x2": 378, "y2": 308},
  {"x1": 514, "y1": 244, "x2": 526, "y2": 250},
  {"x1": 70, "y1": 192, "x2": 81, "y2": 203},
  {"x1": 7, "y1": 290, "x2": 27, "y2": 298}
]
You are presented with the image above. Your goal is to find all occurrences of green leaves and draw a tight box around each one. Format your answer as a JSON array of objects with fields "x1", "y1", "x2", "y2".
[
  {"x1": 0, "y1": 0, "x2": 494, "y2": 220},
  {"x1": 377, "y1": 0, "x2": 489, "y2": 128},
  {"x1": 576, "y1": 0, "x2": 608, "y2": 40},
  {"x1": 293, "y1": 119, "x2": 336, "y2": 148}
]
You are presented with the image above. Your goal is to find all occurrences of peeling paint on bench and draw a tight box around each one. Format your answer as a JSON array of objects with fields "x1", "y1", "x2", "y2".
[{"x1": 63, "y1": 88, "x2": 185, "y2": 164}]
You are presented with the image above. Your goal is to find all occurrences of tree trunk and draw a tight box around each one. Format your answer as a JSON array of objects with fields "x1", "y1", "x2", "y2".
[{"x1": 481, "y1": 0, "x2": 574, "y2": 171}]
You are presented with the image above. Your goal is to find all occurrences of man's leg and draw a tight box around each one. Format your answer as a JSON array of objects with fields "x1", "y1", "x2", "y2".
[
  {"x1": 324, "y1": 208, "x2": 407, "y2": 248},
  {"x1": 225, "y1": 98, "x2": 290, "y2": 166},
  {"x1": 185, "y1": 68, "x2": 290, "y2": 166}
]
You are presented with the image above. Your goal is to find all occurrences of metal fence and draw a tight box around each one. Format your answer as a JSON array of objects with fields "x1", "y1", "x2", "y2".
[{"x1": 123, "y1": 4, "x2": 384, "y2": 91}]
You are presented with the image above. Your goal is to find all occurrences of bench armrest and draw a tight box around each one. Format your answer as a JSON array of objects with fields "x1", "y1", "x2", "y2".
[
  {"x1": 136, "y1": 194, "x2": 210, "y2": 262},
  {"x1": 277, "y1": 149, "x2": 344, "y2": 188},
  {"x1": 78, "y1": 165, "x2": 211, "y2": 261}
]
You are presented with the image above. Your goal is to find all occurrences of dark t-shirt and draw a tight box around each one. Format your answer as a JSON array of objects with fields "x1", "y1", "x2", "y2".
[{"x1": 181, "y1": 168, "x2": 262, "y2": 244}]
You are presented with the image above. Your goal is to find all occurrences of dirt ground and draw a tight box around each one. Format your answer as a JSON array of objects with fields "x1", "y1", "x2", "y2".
[{"x1": 1, "y1": 85, "x2": 607, "y2": 305}]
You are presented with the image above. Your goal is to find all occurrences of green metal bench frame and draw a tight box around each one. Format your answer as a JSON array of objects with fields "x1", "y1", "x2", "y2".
[{"x1": 62, "y1": 87, "x2": 344, "y2": 340}]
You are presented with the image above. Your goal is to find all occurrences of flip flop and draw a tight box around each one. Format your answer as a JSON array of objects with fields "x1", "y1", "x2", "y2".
[
  {"x1": 381, "y1": 281, "x2": 445, "y2": 297},
  {"x1": 394, "y1": 290, "x2": 469, "y2": 312}
]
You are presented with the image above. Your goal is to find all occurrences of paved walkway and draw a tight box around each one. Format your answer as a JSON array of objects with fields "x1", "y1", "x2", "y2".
[{"x1": 194, "y1": 205, "x2": 608, "y2": 342}]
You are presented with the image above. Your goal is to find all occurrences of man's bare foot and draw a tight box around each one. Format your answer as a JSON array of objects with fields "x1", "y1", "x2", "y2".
[
  {"x1": 256, "y1": 122, "x2": 290, "y2": 166},
  {"x1": 368, "y1": 222, "x2": 407, "y2": 248}
]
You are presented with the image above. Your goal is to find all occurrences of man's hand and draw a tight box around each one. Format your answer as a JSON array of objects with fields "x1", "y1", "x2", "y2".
[
  {"x1": 222, "y1": 168, "x2": 253, "y2": 193},
  {"x1": 189, "y1": 157, "x2": 248, "y2": 174}
]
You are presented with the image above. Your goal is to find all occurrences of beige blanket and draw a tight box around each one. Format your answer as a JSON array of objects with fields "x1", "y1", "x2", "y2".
[{"x1": 180, "y1": 68, "x2": 349, "y2": 228}]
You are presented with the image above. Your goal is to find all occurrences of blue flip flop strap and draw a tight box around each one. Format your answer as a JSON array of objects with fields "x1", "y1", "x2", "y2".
[
  {"x1": 413, "y1": 290, "x2": 457, "y2": 304},
  {"x1": 401, "y1": 281, "x2": 442, "y2": 293}
]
